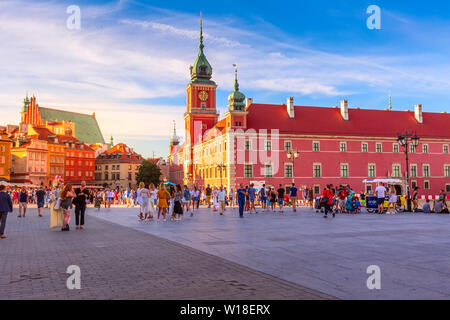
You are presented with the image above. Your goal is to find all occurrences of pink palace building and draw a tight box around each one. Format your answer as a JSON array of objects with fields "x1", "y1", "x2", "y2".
[{"x1": 169, "y1": 20, "x2": 450, "y2": 197}]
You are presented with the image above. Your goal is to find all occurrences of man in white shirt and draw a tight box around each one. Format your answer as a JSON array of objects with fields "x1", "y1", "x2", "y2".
[
  {"x1": 375, "y1": 183, "x2": 386, "y2": 214},
  {"x1": 217, "y1": 186, "x2": 227, "y2": 215}
]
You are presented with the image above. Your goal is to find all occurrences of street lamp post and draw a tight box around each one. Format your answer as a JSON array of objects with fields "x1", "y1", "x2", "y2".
[
  {"x1": 286, "y1": 149, "x2": 300, "y2": 183},
  {"x1": 397, "y1": 130, "x2": 420, "y2": 212},
  {"x1": 216, "y1": 164, "x2": 226, "y2": 187}
]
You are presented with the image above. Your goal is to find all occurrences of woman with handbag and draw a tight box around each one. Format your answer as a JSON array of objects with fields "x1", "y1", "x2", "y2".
[{"x1": 60, "y1": 184, "x2": 76, "y2": 231}]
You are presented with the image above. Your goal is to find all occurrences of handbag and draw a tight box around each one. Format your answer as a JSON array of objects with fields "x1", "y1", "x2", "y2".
[{"x1": 53, "y1": 198, "x2": 61, "y2": 210}]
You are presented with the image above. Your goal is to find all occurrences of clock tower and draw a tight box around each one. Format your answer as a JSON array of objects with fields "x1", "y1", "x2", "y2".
[
  {"x1": 183, "y1": 17, "x2": 219, "y2": 180},
  {"x1": 185, "y1": 17, "x2": 219, "y2": 147}
]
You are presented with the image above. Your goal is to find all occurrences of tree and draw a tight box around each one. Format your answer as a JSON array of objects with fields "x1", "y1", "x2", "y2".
[{"x1": 136, "y1": 160, "x2": 161, "y2": 187}]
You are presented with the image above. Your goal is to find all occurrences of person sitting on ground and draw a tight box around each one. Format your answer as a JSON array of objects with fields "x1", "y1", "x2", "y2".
[
  {"x1": 422, "y1": 199, "x2": 431, "y2": 213},
  {"x1": 434, "y1": 199, "x2": 444, "y2": 214}
]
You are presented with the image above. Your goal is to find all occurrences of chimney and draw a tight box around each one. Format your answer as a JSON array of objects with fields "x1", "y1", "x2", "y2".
[
  {"x1": 414, "y1": 104, "x2": 423, "y2": 124},
  {"x1": 340, "y1": 100, "x2": 348, "y2": 121},
  {"x1": 245, "y1": 98, "x2": 253, "y2": 108},
  {"x1": 287, "y1": 97, "x2": 295, "y2": 118}
]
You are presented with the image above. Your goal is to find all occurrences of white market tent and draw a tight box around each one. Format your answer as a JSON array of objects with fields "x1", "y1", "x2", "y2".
[
  {"x1": 0, "y1": 181, "x2": 41, "y2": 188},
  {"x1": 362, "y1": 178, "x2": 402, "y2": 184}
]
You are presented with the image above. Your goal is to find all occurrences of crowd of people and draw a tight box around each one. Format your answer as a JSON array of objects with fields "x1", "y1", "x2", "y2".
[{"x1": 0, "y1": 180, "x2": 448, "y2": 239}]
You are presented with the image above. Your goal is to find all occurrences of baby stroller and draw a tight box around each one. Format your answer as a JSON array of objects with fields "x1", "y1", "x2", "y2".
[{"x1": 315, "y1": 196, "x2": 323, "y2": 213}]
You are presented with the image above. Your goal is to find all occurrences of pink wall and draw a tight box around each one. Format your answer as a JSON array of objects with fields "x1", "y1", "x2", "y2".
[{"x1": 233, "y1": 136, "x2": 450, "y2": 196}]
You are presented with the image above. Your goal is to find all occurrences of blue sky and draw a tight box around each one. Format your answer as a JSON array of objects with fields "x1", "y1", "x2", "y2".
[{"x1": 1, "y1": 0, "x2": 450, "y2": 158}]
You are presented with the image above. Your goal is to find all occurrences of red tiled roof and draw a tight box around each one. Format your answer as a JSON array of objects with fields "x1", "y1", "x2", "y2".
[
  {"x1": 99, "y1": 143, "x2": 143, "y2": 160},
  {"x1": 31, "y1": 127, "x2": 94, "y2": 151},
  {"x1": 204, "y1": 118, "x2": 227, "y2": 140},
  {"x1": 246, "y1": 104, "x2": 450, "y2": 139}
]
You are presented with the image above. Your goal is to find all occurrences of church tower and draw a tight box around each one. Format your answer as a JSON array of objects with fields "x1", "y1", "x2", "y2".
[
  {"x1": 21, "y1": 94, "x2": 43, "y2": 127},
  {"x1": 184, "y1": 16, "x2": 219, "y2": 147},
  {"x1": 224, "y1": 67, "x2": 247, "y2": 130},
  {"x1": 183, "y1": 16, "x2": 219, "y2": 180}
]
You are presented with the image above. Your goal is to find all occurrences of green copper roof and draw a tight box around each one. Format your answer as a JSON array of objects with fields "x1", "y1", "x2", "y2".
[
  {"x1": 228, "y1": 70, "x2": 246, "y2": 111},
  {"x1": 190, "y1": 18, "x2": 215, "y2": 85},
  {"x1": 39, "y1": 107, "x2": 105, "y2": 145},
  {"x1": 22, "y1": 95, "x2": 30, "y2": 113}
]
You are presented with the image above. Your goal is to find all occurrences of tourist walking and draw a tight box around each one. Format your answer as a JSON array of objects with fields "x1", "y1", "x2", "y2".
[
  {"x1": 36, "y1": 185, "x2": 46, "y2": 217},
  {"x1": 212, "y1": 187, "x2": 219, "y2": 211},
  {"x1": 74, "y1": 181, "x2": 90, "y2": 229},
  {"x1": 157, "y1": 183, "x2": 170, "y2": 221},
  {"x1": 18, "y1": 187, "x2": 28, "y2": 218},
  {"x1": 387, "y1": 185, "x2": 397, "y2": 214},
  {"x1": 205, "y1": 185, "x2": 212, "y2": 208},
  {"x1": 270, "y1": 187, "x2": 277, "y2": 211},
  {"x1": 173, "y1": 184, "x2": 184, "y2": 221},
  {"x1": 236, "y1": 184, "x2": 247, "y2": 218},
  {"x1": 289, "y1": 183, "x2": 298, "y2": 212},
  {"x1": 60, "y1": 184, "x2": 76, "y2": 231},
  {"x1": 228, "y1": 187, "x2": 235, "y2": 209},
  {"x1": 259, "y1": 184, "x2": 267, "y2": 212},
  {"x1": 94, "y1": 189, "x2": 103, "y2": 210},
  {"x1": 375, "y1": 182, "x2": 386, "y2": 214},
  {"x1": 192, "y1": 186, "x2": 200, "y2": 212},
  {"x1": 0, "y1": 185, "x2": 13, "y2": 239},
  {"x1": 322, "y1": 184, "x2": 335, "y2": 218},
  {"x1": 137, "y1": 182, "x2": 145, "y2": 220},
  {"x1": 248, "y1": 183, "x2": 257, "y2": 214},
  {"x1": 182, "y1": 185, "x2": 192, "y2": 215},
  {"x1": 276, "y1": 184, "x2": 285, "y2": 213},
  {"x1": 217, "y1": 186, "x2": 227, "y2": 215},
  {"x1": 139, "y1": 183, "x2": 152, "y2": 220}
]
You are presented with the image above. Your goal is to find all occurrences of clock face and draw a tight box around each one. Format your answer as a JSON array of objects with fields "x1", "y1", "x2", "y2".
[{"x1": 198, "y1": 90, "x2": 209, "y2": 101}]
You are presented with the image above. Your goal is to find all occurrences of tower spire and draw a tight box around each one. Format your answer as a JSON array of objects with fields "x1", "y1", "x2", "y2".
[
  {"x1": 170, "y1": 120, "x2": 179, "y2": 146},
  {"x1": 199, "y1": 12, "x2": 204, "y2": 51},
  {"x1": 389, "y1": 91, "x2": 392, "y2": 111},
  {"x1": 233, "y1": 64, "x2": 239, "y2": 91},
  {"x1": 228, "y1": 64, "x2": 246, "y2": 111}
]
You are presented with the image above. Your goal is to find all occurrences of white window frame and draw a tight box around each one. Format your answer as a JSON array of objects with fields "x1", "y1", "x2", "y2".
[
  {"x1": 284, "y1": 163, "x2": 293, "y2": 178},
  {"x1": 313, "y1": 163, "x2": 322, "y2": 178},
  {"x1": 284, "y1": 140, "x2": 292, "y2": 151},
  {"x1": 392, "y1": 163, "x2": 401, "y2": 178},
  {"x1": 244, "y1": 164, "x2": 253, "y2": 178},
  {"x1": 410, "y1": 164, "x2": 418, "y2": 178},
  {"x1": 340, "y1": 163, "x2": 349, "y2": 178},
  {"x1": 312, "y1": 141, "x2": 320, "y2": 152},
  {"x1": 423, "y1": 164, "x2": 430, "y2": 178},
  {"x1": 361, "y1": 142, "x2": 368, "y2": 153},
  {"x1": 376, "y1": 143, "x2": 382, "y2": 153},
  {"x1": 368, "y1": 163, "x2": 376, "y2": 178}
]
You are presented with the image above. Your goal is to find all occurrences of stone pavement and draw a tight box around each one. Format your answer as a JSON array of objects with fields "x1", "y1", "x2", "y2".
[
  {"x1": 92, "y1": 205, "x2": 450, "y2": 300},
  {"x1": 0, "y1": 207, "x2": 334, "y2": 300}
]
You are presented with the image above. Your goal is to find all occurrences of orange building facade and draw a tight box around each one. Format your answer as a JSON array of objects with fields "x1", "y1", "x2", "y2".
[{"x1": 0, "y1": 131, "x2": 12, "y2": 181}]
